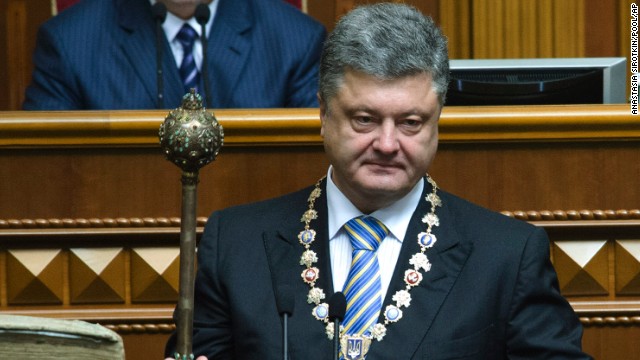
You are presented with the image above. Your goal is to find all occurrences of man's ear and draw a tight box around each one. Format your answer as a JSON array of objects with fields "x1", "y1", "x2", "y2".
[{"x1": 318, "y1": 93, "x2": 326, "y2": 137}]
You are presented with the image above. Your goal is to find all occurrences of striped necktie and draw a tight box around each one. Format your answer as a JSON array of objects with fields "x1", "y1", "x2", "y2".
[
  {"x1": 176, "y1": 24, "x2": 200, "y2": 93},
  {"x1": 342, "y1": 216, "x2": 388, "y2": 337}
]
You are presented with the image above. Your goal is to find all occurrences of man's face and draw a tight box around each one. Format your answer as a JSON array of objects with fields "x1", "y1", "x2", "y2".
[{"x1": 320, "y1": 70, "x2": 441, "y2": 213}]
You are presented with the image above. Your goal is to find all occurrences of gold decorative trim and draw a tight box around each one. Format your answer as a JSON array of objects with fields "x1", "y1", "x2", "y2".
[
  {"x1": 104, "y1": 323, "x2": 176, "y2": 334},
  {"x1": 1, "y1": 211, "x2": 639, "y2": 230},
  {"x1": 0, "y1": 217, "x2": 208, "y2": 229},
  {"x1": 91, "y1": 318, "x2": 640, "y2": 332},
  {"x1": 99, "y1": 318, "x2": 640, "y2": 333},
  {"x1": 502, "y1": 210, "x2": 640, "y2": 221},
  {"x1": 580, "y1": 317, "x2": 640, "y2": 327}
]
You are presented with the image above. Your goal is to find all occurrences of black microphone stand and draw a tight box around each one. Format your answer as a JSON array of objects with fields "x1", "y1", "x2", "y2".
[
  {"x1": 328, "y1": 292, "x2": 346, "y2": 360},
  {"x1": 333, "y1": 317, "x2": 341, "y2": 360},
  {"x1": 275, "y1": 285, "x2": 295, "y2": 360},
  {"x1": 283, "y1": 311, "x2": 290, "y2": 360},
  {"x1": 151, "y1": 3, "x2": 167, "y2": 109},
  {"x1": 195, "y1": 4, "x2": 212, "y2": 109}
]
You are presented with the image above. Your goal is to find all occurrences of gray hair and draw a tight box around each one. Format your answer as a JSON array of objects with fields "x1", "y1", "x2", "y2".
[{"x1": 319, "y1": 3, "x2": 450, "y2": 104}]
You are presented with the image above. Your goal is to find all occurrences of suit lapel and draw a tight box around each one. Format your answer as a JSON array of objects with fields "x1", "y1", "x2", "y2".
[
  {"x1": 115, "y1": 0, "x2": 168, "y2": 106},
  {"x1": 263, "y1": 184, "x2": 334, "y2": 360},
  {"x1": 206, "y1": 0, "x2": 252, "y2": 107},
  {"x1": 369, "y1": 182, "x2": 473, "y2": 359}
]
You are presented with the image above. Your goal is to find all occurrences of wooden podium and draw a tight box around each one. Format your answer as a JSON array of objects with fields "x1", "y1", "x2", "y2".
[{"x1": 1, "y1": 105, "x2": 639, "y2": 359}]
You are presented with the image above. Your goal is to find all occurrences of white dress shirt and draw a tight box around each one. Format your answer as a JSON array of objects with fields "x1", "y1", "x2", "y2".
[
  {"x1": 326, "y1": 167, "x2": 424, "y2": 300},
  {"x1": 149, "y1": 0, "x2": 219, "y2": 70}
]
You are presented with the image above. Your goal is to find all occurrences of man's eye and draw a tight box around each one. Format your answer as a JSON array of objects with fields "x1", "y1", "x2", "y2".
[
  {"x1": 355, "y1": 116, "x2": 373, "y2": 124},
  {"x1": 403, "y1": 119, "x2": 422, "y2": 127}
]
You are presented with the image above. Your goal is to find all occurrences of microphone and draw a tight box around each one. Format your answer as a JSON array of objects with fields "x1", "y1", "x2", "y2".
[
  {"x1": 328, "y1": 292, "x2": 346, "y2": 360},
  {"x1": 195, "y1": 3, "x2": 212, "y2": 108},
  {"x1": 151, "y1": 2, "x2": 167, "y2": 109},
  {"x1": 275, "y1": 285, "x2": 295, "y2": 360}
]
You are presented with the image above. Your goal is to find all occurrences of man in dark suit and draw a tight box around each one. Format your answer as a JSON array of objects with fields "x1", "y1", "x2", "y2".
[
  {"x1": 22, "y1": 0, "x2": 325, "y2": 110},
  {"x1": 166, "y1": 3, "x2": 591, "y2": 359}
]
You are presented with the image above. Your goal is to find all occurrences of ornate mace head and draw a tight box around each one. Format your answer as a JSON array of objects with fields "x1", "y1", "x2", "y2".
[{"x1": 159, "y1": 89, "x2": 224, "y2": 173}]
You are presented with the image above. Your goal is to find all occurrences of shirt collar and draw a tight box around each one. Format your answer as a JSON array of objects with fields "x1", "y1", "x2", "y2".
[{"x1": 326, "y1": 166, "x2": 424, "y2": 243}]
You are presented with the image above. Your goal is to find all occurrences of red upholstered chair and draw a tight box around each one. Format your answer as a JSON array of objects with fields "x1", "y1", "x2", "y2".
[{"x1": 54, "y1": 0, "x2": 80, "y2": 13}]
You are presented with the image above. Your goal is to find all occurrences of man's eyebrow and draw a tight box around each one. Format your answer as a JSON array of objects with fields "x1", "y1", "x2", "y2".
[{"x1": 342, "y1": 106, "x2": 379, "y2": 117}]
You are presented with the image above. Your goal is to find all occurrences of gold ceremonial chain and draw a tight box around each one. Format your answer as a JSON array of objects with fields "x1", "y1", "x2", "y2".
[{"x1": 297, "y1": 175, "x2": 442, "y2": 353}]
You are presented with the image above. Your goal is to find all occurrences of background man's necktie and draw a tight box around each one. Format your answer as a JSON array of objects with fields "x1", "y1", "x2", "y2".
[
  {"x1": 176, "y1": 24, "x2": 200, "y2": 93},
  {"x1": 342, "y1": 216, "x2": 388, "y2": 336}
]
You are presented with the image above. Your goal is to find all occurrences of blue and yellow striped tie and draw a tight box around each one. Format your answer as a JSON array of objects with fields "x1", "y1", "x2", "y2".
[{"x1": 342, "y1": 216, "x2": 388, "y2": 336}]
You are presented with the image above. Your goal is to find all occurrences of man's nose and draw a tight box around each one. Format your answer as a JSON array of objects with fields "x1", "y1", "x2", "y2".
[{"x1": 374, "y1": 122, "x2": 400, "y2": 153}]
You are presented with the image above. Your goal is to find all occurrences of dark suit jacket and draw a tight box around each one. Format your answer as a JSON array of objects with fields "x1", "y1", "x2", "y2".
[
  {"x1": 23, "y1": 0, "x2": 325, "y2": 110},
  {"x1": 166, "y1": 179, "x2": 590, "y2": 359}
]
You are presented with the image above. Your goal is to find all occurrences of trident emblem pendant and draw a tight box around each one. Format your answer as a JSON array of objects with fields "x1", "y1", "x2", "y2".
[{"x1": 340, "y1": 334, "x2": 372, "y2": 360}]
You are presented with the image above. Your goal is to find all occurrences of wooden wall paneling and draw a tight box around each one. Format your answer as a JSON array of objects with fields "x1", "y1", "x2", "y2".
[
  {"x1": 3, "y1": 216, "x2": 640, "y2": 359},
  {"x1": 470, "y1": 0, "x2": 587, "y2": 59},
  {"x1": 306, "y1": 0, "x2": 336, "y2": 32},
  {"x1": 130, "y1": 247, "x2": 180, "y2": 303},
  {"x1": 290, "y1": 0, "x2": 441, "y2": 34},
  {"x1": 0, "y1": 0, "x2": 52, "y2": 111},
  {"x1": 615, "y1": 240, "x2": 640, "y2": 296},
  {"x1": 432, "y1": 141, "x2": 640, "y2": 212},
  {"x1": 576, "y1": 0, "x2": 586, "y2": 57},
  {"x1": 410, "y1": 0, "x2": 440, "y2": 21},
  {"x1": 69, "y1": 247, "x2": 126, "y2": 304},
  {"x1": 552, "y1": 0, "x2": 568, "y2": 57},
  {"x1": 471, "y1": 0, "x2": 489, "y2": 58},
  {"x1": 121, "y1": 333, "x2": 170, "y2": 360},
  {"x1": 0, "y1": 251, "x2": 4, "y2": 307},
  {"x1": 439, "y1": 0, "x2": 471, "y2": 59},
  {"x1": 0, "y1": 146, "x2": 329, "y2": 219},
  {"x1": 584, "y1": 0, "x2": 618, "y2": 57},
  {"x1": 334, "y1": 0, "x2": 355, "y2": 20},
  {"x1": 553, "y1": 239, "x2": 610, "y2": 297},
  {"x1": 0, "y1": 1, "x2": 6, "y2": 109},
  {"x1": 2, "y1": 105, "x2": 640, "y2": 218},
  {"x1": 6, "y1": 249, "x2": 65, "y2": 305},
  {"x1": 520, "y1": 0, "x2": 538, "y2": 58},
  {"x1": 489, "y1": 0, "x2": 505, "y2": 58},
  {"x1": 504, "y1": 0, "x2": 521, "y2": 58},
  {"x1": 537, "y1": 0, "x2": 555, "y2": 57},
  {"x1": 2, "y1": 0, "x2": 29, "y2": 111},
  {"x1": 582, "y1": 326, "x2": 640, "y2": 360},
  {"x1": 553, "y1": 0, "x2": 586, "y2": 58}
]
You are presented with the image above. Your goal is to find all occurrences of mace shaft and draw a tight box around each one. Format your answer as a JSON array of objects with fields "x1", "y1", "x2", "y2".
[{"x1": 175, "y1": 171, "x2": 199, "y2": 358}]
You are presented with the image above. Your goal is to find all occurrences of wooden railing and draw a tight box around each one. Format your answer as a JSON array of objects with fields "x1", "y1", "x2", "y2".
[{"x1": 1, "y1": 104, "x2": 639, "y2": 147}]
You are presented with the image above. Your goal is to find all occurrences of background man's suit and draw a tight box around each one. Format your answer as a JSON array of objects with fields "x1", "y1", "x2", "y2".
[
  {"x1": 23, "y1": 0, "x2": 325, "y2": 110},
  {"x1": 165, "y1": 179, "x2": 589, "y2": 359}
]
